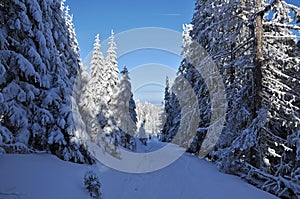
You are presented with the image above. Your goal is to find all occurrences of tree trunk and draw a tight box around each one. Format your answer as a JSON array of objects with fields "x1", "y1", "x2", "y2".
[{"x1": 253, "y1": 0, "x2": 263, "y2": 118}]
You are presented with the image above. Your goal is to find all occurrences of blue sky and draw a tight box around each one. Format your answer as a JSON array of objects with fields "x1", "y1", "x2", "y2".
[
  {"x1": 68, "y1": 0, "x2": 300, "y2": 105},
  {"x1": 68, "y1": 0, "x2": 195, "y2": 104},
  {"x1": 68, "y1": 0, "x2": 195, "y2": 61},
  {"x1": 289, "y1": 0, "x2": 300, "y2": 7},
  {"x1": 68, "y1": 0, "x2": 300, "y2": 61}
]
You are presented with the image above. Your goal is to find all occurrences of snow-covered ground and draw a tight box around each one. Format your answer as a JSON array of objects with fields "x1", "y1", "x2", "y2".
[{"x1": 0, "y1": 140, "x2": 278, "y2": 199}]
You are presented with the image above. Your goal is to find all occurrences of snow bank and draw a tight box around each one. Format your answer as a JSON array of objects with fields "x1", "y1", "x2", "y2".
[{"x1": 0, "y1": 142, "x2": 278, "y2": 199}]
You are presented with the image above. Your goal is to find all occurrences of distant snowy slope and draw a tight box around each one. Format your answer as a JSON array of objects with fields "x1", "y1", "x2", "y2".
[{"x1": 0, "y1": 141, "x2": 278, "y2": 199}]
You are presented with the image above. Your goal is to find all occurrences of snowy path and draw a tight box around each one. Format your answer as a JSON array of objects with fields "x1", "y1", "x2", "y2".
[{"x1": 0, "y1": 140, "x2": 278, "y2": 199}]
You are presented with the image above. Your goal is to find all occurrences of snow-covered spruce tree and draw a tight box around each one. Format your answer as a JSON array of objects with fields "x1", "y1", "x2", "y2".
[
  {"x1": 175, "y1": 24, "x2": 212, "y2": 153},
  {"x1": 248, "y1": 1, "x2": 300, "y2": 196},
  {"x1": 79, "y1": 34, "x2": 135, "y2": 154},
  {"x1": 61, "y1": 1, "x2": 90, "y2": 146},
  {"x1": 129, "y1": 94, "x2": 138, "y2": 127},
  {"x1": 190, "y1": 0, "x2": 256, "y2": 156},
  {"x1": 0, "y1": 0, "x2": 93, "y2": 163},
  {"x1": 160, "y1": 76, "x2": 172, "y2": 141},
  {"x1": 187, "y1": 0, "x2": 258, "y2": 166},
  {"x1": 88, "y1": 34, "x2": 107, "y2": 107},
  {"x1": 160, "y1": 76, "x2": 181, "y2": 142},
  {"x1": 61, "y1": 0, "x2": 80, "y2": 63},
  {"x1": 110, "y1": 66, "x2": 137, "y2": 150},
  {"x1": 171, "y1": 75, "x2": 199, "y2": 149},
  {"x1": 105, "y1": 30, "x2": 119, "y2": 104},
  {"x1": 79, "y1": 34, "x2": 106, "y2": 141},
  {"x1": 62, "y1": 1, "x2": 86, "y2": 103},
  {"x1": 95, "y1": 31, "x2": 121, "y2": 141},
  {"x1": 161, "y1": 25, "x2": 210, "y2": 151},
  {"x1": 186, "y1": 0, "x2": 300, "y2": 196}
]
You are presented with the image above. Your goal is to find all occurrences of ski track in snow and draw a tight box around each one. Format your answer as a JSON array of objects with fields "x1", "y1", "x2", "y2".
[{"x1": 0, "y1": 140, "x2": 278, "y2": 199}]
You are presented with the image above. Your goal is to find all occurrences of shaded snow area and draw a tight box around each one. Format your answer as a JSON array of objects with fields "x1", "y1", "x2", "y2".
[{"x1": 0, "y1": 141, "x2": 278, "y2": 199}]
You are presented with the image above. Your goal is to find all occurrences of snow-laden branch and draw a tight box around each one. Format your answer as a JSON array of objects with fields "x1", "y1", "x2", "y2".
[
  {"x1": 282, "y1": 1, "x2": 300, "y2": 16},
  {"x1": 257, "y1": 0, "x2": 280, "y2": 16},
  {"x1": 263, "y1": 21, "x2": 300, "y2": 31},
  {"x1": 212, "y1": 38, "x2": 254, "y2": 61},
  {"x1": 263, "y1": 34, "x2": 300, "y2": 39}
]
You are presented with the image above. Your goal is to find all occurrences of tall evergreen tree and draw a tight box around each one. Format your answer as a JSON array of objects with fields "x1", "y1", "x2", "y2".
[
  {"x1": 105, "y1": 30, "x2": 119, "y2": 104},
  {"x1": 89, "y1": 34, "x2": 107, "y2": 107},
  {"x1": 110, "y1": 66, "x2": 137, "y2": 150},
  {"x1": 80, "y1": 34, "x2": 106, "y2": 141},
  {"x1": 129, "y1": 94, "x2": 138, "y2": 126},
  {"x1": 172, "y1": 0, "x2": 300, "y2": 196},
  {"x1": 111, "y1": 66, "x2": 137, "y2": 135},
  {"x1": 0, "y1": 0, "x2": 93, "y2": 163},
  {"x1": 61, "y1": 1, "x2": 89, "y2": 145},
  {"x1": 160, "y1": 76, "x2": 171, "y2": 142},
  {"x1": 160, "y1": 76, "x2": 181, "y2": 142},
  {"x1": 160, "y1": 0, "x2": 299, "y2": 196}
]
